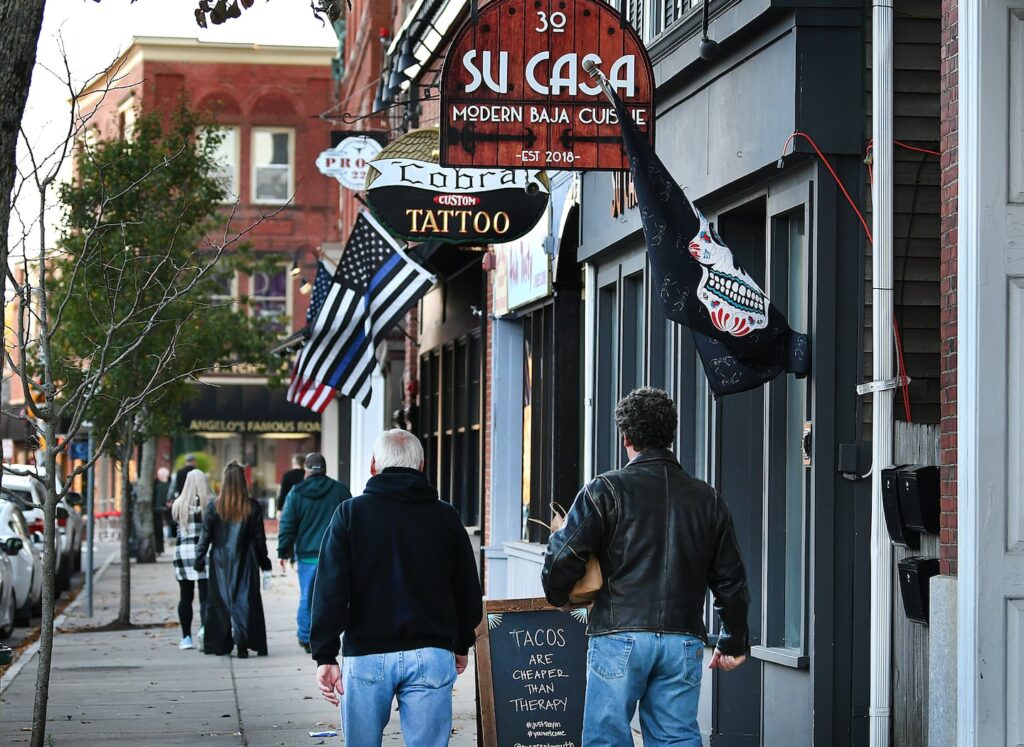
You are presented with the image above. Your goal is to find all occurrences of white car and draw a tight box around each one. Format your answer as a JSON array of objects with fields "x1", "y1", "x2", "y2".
[
  {"x1": 0, "y1": 547, "x2": 16, "y2": 638},
  {"x1": 0, "y1": 473, "x2": 68, "y2": 593},
  {"x1": 0, "y1": 495, "x2": 43, "y2": 624},
  {"x1": 5, "y1": 464, "x2": 84, "y2": 575}
]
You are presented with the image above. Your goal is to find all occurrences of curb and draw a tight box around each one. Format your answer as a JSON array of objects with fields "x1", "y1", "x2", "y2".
[{"x1": 0, "y1": 551, "x2": 117, "y2": 695}]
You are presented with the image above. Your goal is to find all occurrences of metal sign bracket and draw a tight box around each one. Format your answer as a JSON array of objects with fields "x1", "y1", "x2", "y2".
[{"x1": 856, "y1": 376, "x2": 911, "y2": 396}]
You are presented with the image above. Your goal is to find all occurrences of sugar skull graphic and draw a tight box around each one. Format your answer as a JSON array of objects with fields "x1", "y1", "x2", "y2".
[{"x1": 688, "y1": 212, "x2": 770, "y2": 337}]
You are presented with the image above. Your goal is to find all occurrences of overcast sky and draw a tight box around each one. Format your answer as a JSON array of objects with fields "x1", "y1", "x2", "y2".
[{"x1": 9, "y1": 1, "x2": 337, "y2": 264}]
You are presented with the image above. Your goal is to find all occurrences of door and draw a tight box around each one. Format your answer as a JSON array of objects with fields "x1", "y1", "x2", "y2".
[{"x1": 962, "y1": 3, "x2": 1024, "y2": 744}]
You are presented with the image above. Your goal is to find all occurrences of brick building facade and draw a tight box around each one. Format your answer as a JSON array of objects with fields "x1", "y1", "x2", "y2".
[{"x1": 78, "y1": 37, "x2": 338, "y2": 505}]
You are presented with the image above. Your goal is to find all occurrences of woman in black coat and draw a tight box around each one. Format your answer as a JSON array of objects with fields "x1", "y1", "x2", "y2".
[{"x1": 195, "y1": 462, "x2": 272, "y2": 658}]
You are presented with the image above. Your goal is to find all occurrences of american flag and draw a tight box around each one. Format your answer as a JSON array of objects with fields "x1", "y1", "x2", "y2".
[
  {"x1": 287, "y1": 212, "x2": 435, "y2": 411},
  {"x1": 306, "y1": 260, "x2": 334, "y2": 325}
]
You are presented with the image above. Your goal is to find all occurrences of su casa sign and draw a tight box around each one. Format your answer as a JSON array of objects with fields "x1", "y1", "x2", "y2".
[
  {"x1": 440, "y1": 0, "x2": 655, "y2": 171},
  {"x1": 364, "y1": 128, "x2": 550, "y2": 245}
]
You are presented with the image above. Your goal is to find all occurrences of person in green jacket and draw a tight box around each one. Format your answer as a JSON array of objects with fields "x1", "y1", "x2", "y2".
[{"x1": 277, "y1": 453, "x2": 351, "y2": 652}]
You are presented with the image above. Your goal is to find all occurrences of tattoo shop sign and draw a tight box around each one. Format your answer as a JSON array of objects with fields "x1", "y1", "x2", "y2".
[
  {"x1": 440, "y1": 0, "x2": 655, "y2": 172},
  {"x1": 364, "y1": 128, "x2": 550, "y2": 245},
  {"x1": 316, "y1": 135, "x2": 383, "y2": 191}
]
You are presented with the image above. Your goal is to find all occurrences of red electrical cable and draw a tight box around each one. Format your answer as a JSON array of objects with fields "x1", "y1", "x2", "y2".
[{"x1": 780, "y1": 131, "x2": 915, "y2": 421}]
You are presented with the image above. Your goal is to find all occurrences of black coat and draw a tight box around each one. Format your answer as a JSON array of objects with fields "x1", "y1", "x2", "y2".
[
  {"x1": 542, "y1": 448, "x2": 751, "y2": 656},
  {"x1": 195, "y1": 499, "x2": 272, "y2": 655},
  {"x1": 276, "y1": 467, "x2": 305, "y2": 512},
  {"x1": 310, "y1": 467, "x2": 483, "y2": 665}
]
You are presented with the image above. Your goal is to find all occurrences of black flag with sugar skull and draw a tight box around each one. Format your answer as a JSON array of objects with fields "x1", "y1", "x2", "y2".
[{"x1": 608, "y1": 91, "x2": 809, "y2": 396}]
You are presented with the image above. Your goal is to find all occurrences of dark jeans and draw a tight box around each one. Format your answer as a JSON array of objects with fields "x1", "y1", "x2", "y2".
[
  {"x1": 178, "y1": 578, "x2": 209, "y2": 637},
  {"x1": 153, "y1": 509, "x2": 165, "y2": 555}
]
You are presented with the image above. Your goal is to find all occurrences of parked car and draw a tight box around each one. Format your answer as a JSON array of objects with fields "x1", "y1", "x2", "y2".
[
  {"x1": 0, "y1": 472, "x2": 68, "y2": 593},
  {"x1": 0, "y1": 543, "x2": 18, "y2": 638},
  {"x1": 6, "y1": 464, "x2": 84, "y2": 573},
  {"x1": 0, "y1": 494, "x2": 43, "y2": 624}
]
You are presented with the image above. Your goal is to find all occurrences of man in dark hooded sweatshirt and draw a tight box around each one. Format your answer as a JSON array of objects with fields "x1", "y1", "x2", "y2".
[
  {"x1": 310, "y1": 429, "x2": 482, "y2": 747},
  {"x1": 277, "y1": 452, "x2": 350, "y2": 652}
]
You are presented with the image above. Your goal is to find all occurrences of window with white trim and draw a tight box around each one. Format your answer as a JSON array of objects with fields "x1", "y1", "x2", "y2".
[
  {"x1": 250, "y1": 266, "x2": 290, "y2": 331},
  {"x1": 251, "y1": 128, "x2": 294, "y2": 204},
  {"x1": 206, "y1": 126, "x2": 240, "y2": 203}
]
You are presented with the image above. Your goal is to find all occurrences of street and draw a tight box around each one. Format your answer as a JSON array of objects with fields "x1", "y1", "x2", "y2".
[{"x1": 0, "y1": 542, "x2": 479, "y2": 746}]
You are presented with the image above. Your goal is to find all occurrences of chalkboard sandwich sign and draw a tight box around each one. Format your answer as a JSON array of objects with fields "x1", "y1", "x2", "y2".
[{"x1": 476, "y1": 598, "x2": 590, "y2": 747}]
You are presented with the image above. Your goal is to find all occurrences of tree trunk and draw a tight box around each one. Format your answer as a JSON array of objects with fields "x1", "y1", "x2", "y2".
[
  {"x1": 30, "y1": 422, "x2": 58, "y2": 747},
  {"x1": 134, "y1": 437, "x2": 157, "y2": 563},
  {"x1": 0, "y1": 0, "x2": 47, "y2": 363},
  {"x1": 116, "y1": 431, "x2": 134, "y2": 626}
]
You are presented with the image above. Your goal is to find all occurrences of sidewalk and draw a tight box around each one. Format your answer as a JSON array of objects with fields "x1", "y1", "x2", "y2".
[{"x1": 0, "y1": 543, "x2": 478, "y2": 746}]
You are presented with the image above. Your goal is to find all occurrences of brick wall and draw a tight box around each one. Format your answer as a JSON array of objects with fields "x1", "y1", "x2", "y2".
[{"x1": 939, "y1": 0, "x2": 958, "y2": 575}]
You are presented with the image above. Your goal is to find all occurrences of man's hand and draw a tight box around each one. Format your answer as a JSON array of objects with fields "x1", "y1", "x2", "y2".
[
  {"x1": 709, "y1": 650, "x2": 747, "y2": 672},
  {"x1": 455, "y1": 654, "x2": 468, "y2": 675},
  {"x1": 279, "y1": 558, "x2": 288, "y2": 571},
  {"x1": 316, "y1": 664, "x2": 343, "y2": 705}
]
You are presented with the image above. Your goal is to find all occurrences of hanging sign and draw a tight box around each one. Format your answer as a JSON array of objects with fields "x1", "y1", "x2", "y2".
[
  {"x1": 316, "y1": 135, "x2": 383, "y2": 190},
  {"x1": 493, "y1": 204, "x2": 552, "y2": 311},
  {"x1": 364, "y1": 128, "x2": 550, "y2": 245},
  {"x1": 440, "y1": 0, "x2": 655, "y2": 172}
]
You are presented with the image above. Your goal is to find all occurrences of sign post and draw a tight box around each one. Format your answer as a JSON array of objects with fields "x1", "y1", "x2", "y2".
[{"x1": 440, "y1": 0, "x2": 655, "y2": 171}]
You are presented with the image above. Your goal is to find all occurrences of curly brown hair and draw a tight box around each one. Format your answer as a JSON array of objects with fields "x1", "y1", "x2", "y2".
[{"x1": 614, "y1": 387, "x2": 677, "y2": 452}]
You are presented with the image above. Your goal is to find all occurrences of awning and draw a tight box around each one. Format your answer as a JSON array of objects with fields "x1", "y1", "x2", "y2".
[{"x1": 180, "y1": 383, "x2": 320, "y2": 435}]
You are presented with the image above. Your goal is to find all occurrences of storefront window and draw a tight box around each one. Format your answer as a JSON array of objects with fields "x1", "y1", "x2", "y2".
[
  {"x1": 595, "y1": 283, "x2": 619, "y2": 474},
  {"x1": 522, "y1": 306, "x2": 556, "y2": 542},
  {"x1": 421, "y1": 333, "x2": 482, "y2": 527},
  {"x1": 766, "y1": 209, "x2": 809, "y2": 652},
  {"x1": 621, "y1": 272, "x2": 645, "y2": 397}
]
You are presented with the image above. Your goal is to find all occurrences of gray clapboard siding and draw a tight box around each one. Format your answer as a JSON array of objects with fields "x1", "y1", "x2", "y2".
[
  {"x1": 863, "y1": 0, "x2": 942, "y2": 425},
  {"x1": 891, "y1": 422, "x2": 941, "y2": 747}
]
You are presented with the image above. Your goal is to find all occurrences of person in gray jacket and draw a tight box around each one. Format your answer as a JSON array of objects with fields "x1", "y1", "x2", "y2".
[{"x1": 277, "y1": 453, "x2": 351, "y2": 652}]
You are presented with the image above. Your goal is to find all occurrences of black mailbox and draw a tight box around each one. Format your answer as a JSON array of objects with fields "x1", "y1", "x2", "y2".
[
  {"x1": 897, "y1": 556, "x2": 940, "y2": 624},
  {"x1": 882, "y1": 465, "x2": 919, "y2": 548},
  {"x1": 897, "y1": 465, "x2": 941, "y2": 533}
]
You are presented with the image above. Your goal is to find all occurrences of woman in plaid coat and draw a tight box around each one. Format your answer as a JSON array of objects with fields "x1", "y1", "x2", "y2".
[{"x1": 171, "y1": 469, "x2": 212, "y2": 650}]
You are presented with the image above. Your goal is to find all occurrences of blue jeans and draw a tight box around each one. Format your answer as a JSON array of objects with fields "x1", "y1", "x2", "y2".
[
  {"x1": 296, "y1": 562, "x2": 317, "y2": 643},
  {"x1": 584, "y1": 632, "x2": 704, "y2": 747},
  {"x1": 341, "y1": 647, "x2": 457, "y2": 747}
]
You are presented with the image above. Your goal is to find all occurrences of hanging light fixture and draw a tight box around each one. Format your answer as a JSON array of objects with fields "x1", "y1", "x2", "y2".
[
  {"x1": 699, "y1": 0, "x2": 719, "y2": 60},
  {"x1": 397, "y1": 37, "x2": 419, "y2": 77},
  {"x1": 372, "y1": 78, "x2": 387, "y2": 112},
  {"x1": 387, "y1": 61, "x2": 408, "y2": 98},
  {"x1": 299, "y1": 279, "x2": 314, "y2": 295}
]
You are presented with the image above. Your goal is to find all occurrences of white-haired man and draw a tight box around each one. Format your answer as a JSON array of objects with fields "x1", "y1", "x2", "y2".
[{"x1": 310, "y1": 429, "x2": 482, "y2": 747}]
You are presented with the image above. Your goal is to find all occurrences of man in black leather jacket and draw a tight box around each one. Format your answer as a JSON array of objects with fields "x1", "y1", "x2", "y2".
[{"x1": 542, "y1": 387, "x2": 750, "y2": 746}]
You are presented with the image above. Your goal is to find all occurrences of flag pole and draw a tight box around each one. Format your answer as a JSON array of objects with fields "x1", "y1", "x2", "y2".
[{"x1": 582, "y1": 60, "x2": 616, "y2": 107}]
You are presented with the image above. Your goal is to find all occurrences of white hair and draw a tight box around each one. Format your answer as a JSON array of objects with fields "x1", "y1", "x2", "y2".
[
  {"x1": 172, "y1": 470, "x2": 214, "y2": 528},
  {"x1": 372, "y1": 429, "x2": 424, "y2": 470}
]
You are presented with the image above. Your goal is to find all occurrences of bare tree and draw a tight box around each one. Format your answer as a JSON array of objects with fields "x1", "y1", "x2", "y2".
[{"x1": 3, "y1": 50, "x2": 285, "y2": 747}]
